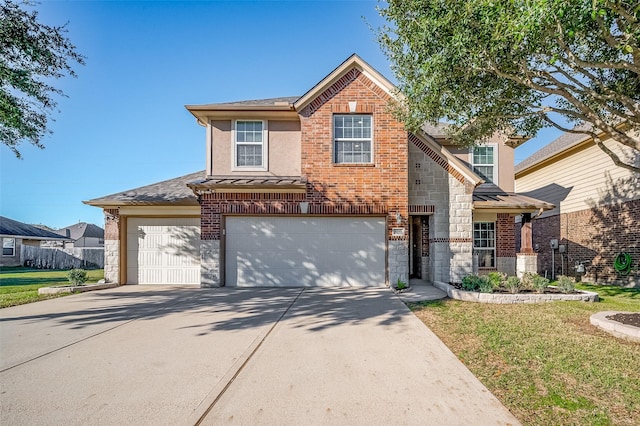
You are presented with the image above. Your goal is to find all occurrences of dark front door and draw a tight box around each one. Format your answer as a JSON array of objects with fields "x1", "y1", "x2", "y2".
[{"x1": 411, "y1": 217, "x2": 422, "y2": 278}]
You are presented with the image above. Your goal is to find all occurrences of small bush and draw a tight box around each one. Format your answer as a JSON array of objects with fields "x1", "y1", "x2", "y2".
[
  {"x1": 487, "y1": 271, "x2": 506, "y2": 289},
  {"x1": 531, "y1": 275, "x2": 550, "y2": 293},
  {"x1": 67, "y1": 269, "x2": 88, "y2": 286},
  {"x1": 396, "y1": 278, "x2": 407, "y2": 290},
  {"x1": 478, "y1": 275, "x2": 493, "y2": 293},
  {"x1": 521, "y1": 272, "x2": 537, "y2": 290},
  {"x1": 505, "y1": 276, "x2": 522, "y2": 294},
  {"x1": 556, "y1": 275, "x2": 575, "y2": 294},
  {"x1": 462, "y1": 275, "x2": 482, "y2": 291}
]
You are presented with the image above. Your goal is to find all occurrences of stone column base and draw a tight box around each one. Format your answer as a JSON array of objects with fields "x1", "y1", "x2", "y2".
[
  {"x1": 201, "y1": 240, "x2": 221, "y2": 287},
  {"x1": 516, "y1": 253, "x2": 538, "y2": 278}
]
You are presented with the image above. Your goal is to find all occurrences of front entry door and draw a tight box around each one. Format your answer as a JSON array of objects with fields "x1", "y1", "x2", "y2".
[{"x1": 411, "y1": 217, "x2": 422, "y2": 278}]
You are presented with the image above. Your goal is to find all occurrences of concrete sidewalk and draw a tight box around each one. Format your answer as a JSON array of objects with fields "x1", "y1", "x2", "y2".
[{"x1": 1, "y1": 286, "x2": 519, "y2": 425}]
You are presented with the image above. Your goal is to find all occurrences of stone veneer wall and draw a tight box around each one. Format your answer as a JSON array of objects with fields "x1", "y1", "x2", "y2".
[
  {"x1": 103, "y1": 209, "x2": 120, "y2": 284},
  {"x1": 408, "y1": 143, "x2": 474, "y2": 284}
]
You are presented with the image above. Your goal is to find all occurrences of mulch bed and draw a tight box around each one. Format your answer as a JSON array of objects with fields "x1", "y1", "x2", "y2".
[{"x1": 606, "y1": 313, "x2": 640, "y2": 328}]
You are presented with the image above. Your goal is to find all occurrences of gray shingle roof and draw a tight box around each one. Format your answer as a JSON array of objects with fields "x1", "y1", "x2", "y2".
[
  {"x1": 84, "y1": 171, "x2": 204, "y2": 207},
  {"x1": 515, "y1": 125, "x2": 593, "y2": 173},
  {"x1": 421, "y1": 122, "x2": 450, "y2": 139},
  {"x1": 57, "y1": 223, "x2": 104, "y2": 240},
  {"x1": 0, "y1": 216, "x2": 71, "y2": 240},
  {"x1": 188, "y1": 97, "x2": 300, "y2": 108}
]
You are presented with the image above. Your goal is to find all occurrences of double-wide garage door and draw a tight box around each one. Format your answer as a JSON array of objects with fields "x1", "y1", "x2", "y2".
[
  {"x1": 225, "y1": 216, "x2": 386, "y2": 287},
  {"x1": 127, "y1": 217, "x2": 200, "y2": 285}
]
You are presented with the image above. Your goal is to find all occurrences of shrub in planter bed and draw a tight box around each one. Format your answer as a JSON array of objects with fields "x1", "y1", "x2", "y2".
[
  {"x1": 462, "y1": 275, "x2": 482, "y2": 291},
  {"x1": 487, "y1": 271, "x2": 506, "y2": 289},
  {"x1": 556, "y1": 275, "x2": 576, "y2": 294},
  {"x1": 531, "y1": 275, "x2": 550, "y2": 293},
  {"x1": 505, "y1": 276, "x2": 522, "y2": 294}
]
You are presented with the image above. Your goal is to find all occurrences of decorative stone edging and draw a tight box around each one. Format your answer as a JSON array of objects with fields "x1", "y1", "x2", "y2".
[
  {"x1": 590, "y1": 311, "x2": 640, "y2": 343},
  {"x1": 432, "y1": 281, "x2": 599, "y2": 304},
  {"x1": 38, "y1": 282, "x2": 119, "y2": 295}
]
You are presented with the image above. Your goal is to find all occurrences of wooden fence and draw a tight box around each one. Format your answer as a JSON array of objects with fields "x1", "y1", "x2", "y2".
[{"x1": 20, "y1": 246, "x2": 104, "y2": 269}]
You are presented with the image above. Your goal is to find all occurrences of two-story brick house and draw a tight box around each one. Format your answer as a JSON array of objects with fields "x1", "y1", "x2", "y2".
[{"x1": 86, "y1": 55, "x2": 551, "y2": 287}]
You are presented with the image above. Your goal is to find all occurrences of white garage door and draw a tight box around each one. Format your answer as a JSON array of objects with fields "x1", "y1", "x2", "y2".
[
  {"x1": 127, "y1": 217, "x2": 200, "y2": 285},
  {"x1": 225, "y1": 216, "x2": 385, "y2": 287}
]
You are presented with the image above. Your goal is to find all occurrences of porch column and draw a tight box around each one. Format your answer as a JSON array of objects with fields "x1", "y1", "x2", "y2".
[{"x1": 517, "y1": 213, "x2": 538, "y2": 278}]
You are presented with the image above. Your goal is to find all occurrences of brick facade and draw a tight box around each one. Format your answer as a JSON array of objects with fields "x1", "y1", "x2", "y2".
[
  {"x1": 199, "y1": 68, "x2": 410, "y2": 285},
  {"x1": 520, "y1": 199, "x2": 639, "y2": 286},
  {"x1": 298, "y1": 68, "x2": 408, "y2": 241}
]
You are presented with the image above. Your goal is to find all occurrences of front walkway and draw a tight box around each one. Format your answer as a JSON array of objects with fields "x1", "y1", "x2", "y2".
[{"x1": 1, "y1": 285, "x2": 518, "y2": 425}]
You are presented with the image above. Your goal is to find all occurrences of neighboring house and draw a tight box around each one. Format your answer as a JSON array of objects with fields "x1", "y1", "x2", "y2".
[
  {"x1": 0, "y1": 216, "x2": 71, "y2": 267},
  {"x1": 56, "y1": 223, "x2": 105, "y2": 248},
  {"x1": 515, "y1": 129, "x2": 640, "y2": 286},
  {"x1": 85, "y1": 54, "x2": 551, "y2": 287}
]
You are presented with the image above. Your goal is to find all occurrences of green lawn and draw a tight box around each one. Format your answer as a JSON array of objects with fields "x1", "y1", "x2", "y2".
[
  {"x1": 0, "y1": 267, "x2": 104, "y2": 308},
  {"x1": 410, "y1": 283, "x2": 640, "y2": 426}
]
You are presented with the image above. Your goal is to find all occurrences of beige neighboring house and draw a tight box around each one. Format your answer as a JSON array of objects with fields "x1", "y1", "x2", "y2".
[
  {"x1": 515, "y1": 130, "x2": 639, "y2": 286},
  {"x1": 0, "y1": 216, "x2": 71, "y2": 267},
  {"x1": 55, "y1": 223, "x2": 105, "y2": 248},
  {"x1": 85, "y1": 54, "x2": 551, "y2": 287}
]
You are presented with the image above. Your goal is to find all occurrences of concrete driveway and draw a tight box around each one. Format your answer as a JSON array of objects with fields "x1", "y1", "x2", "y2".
[{"x1": 0, "y1": 286, "x2": 520, "y2": 425}]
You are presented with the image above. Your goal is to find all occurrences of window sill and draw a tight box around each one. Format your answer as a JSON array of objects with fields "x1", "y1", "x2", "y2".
[{"x1": 332, "y1": 163, "x2": 375, "y2": 167}]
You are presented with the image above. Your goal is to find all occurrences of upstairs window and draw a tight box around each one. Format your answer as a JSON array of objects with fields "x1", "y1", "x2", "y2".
[
  {"x1": 474, "y1": 222, "x2": 495, "y2": 268},
  {"x1": 2, "y1": 238, "x2": 15, "y2": 256},
  {"x1": 234, "y1": 120, "x2": 267, "y2": 170},
  {"x1": 471, "y1": 145, "x2": 496, "y2": 184},
  {"x1": 334, "y1": 115, "x2": 372, "y2": 164}
]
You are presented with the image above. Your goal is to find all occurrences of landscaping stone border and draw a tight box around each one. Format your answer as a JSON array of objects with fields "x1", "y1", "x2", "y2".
[
  {"x1": 38, "y1": 282, "x2": 119, "y2": 295},
  {"x1": 432, "y1": 281, "x2": 599, "y2": 304},
  {"x1": 590, "y1": 311, "x2": 640, "y2": 343}
]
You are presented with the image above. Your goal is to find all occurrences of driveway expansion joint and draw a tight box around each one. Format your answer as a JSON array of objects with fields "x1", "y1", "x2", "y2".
[{"x1": 192, "y1": 288, "x2": 305, "y2": 425}]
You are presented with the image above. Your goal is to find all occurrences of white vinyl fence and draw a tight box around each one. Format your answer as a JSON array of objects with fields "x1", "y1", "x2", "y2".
[{"x1": 21, "y1": 246, "x2": 104, "y2": 269}]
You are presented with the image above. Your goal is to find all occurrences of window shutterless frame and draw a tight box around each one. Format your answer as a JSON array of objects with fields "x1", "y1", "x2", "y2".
[
  {"x1": 473, "y1": 222, "x2": 496, "y2": 268},
  {"x1": 470, "y1": 143, "x2": 498, "y2": 185},
  {"x1": 232, "y1": 120, "x2": 268, "y2": 171},
  {"x1": 2, "y1": 237, "x2": 15, "y2": 256},
  {"x1": 333, "y1": 114, "x2": 373, "y2": 164}
]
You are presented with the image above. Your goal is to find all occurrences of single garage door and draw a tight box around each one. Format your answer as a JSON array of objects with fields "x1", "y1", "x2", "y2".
[
  {"x1": 127, "y1": 217, "x2": 200, "y2": 284},
  {"x1": 225, "y1": 216, "x2": 385, "y2": 287}
]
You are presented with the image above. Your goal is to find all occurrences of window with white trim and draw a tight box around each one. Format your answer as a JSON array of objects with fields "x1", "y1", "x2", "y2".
[
  {"x1": 2, "y1": 238, "x2": 15, "y2": 256},
  {"x1": 334, "y1": 115, "x2": 372, "y2": 164},
  {"x1": 234, "y1": 120, "x2": 267, "y2": 169},
  {"x1": 471, "y1": 145, "x2": 496, "y2": 184},
  {"x1": 474, "y1": 222, "x2": 495, "y2": 268}
]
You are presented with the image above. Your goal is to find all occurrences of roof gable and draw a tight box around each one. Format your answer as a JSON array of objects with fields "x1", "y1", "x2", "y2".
[{"x1": 293, "y1": 54, "x2": 395, "y2": 113}]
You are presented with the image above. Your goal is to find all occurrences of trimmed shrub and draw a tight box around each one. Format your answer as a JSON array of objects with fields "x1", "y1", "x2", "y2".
[
  {"x1": 67, "y1": 268, "x2": 88, "y2": 286},
  {"x1": 531, "y1": 275, "x2": 550, "y2": 293},
  {"x1": 487, "y1": 271, "x2": 506, "y2": 289},
  {"x1": 462, "y1": 275, "x2": 482, "y2": 291},
  {"x1": 505, "y1": 276, "x2": 522, "y2": 294},
  {"x1": 556, "y1": 275, "x2": 576, "y2": 294},
  {"x1": 521, "y1": 272, "x2": 537, "y2": 290},
  {"x1": 478, "y1": 275, "x2": 493, "y2": 293}
]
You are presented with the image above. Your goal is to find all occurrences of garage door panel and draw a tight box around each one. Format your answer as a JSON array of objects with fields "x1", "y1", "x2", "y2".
[
  {"x1": 226, "y1": 217, "x2": 385, "y2": 287},
  {"x1": 127, "y1": 218, "x2": 200, "y2": 285}
]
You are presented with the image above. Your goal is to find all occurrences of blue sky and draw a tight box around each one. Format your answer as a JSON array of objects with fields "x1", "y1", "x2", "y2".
[{"x1": 0, "y1": 0, "x2": 559, "y2": 229}]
